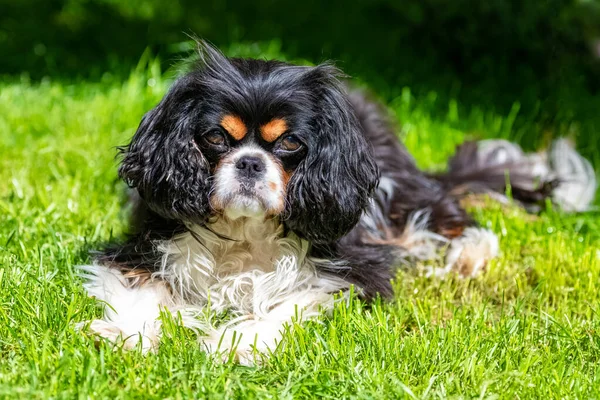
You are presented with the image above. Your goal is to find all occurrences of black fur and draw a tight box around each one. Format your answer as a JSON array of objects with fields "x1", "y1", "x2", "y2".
[
  {"x1": 119, "y1": 72, "x2": 213, "y2": 225},
  {"x1": 99, "y1": 41, "x2": 561, "y2": 299},
  {"x1": 283, "y1": 68, "x2": 379, "y2": 243}
]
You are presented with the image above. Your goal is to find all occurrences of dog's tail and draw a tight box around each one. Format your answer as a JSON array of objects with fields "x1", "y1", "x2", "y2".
[{"x1": 433, "y1": 139, "x2": 597, "y2": 212}]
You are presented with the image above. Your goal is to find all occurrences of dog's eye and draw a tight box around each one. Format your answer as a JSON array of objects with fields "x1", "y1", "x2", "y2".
[
  {"x1": 204, "y1": 130, "x2": 226, "y2": 146},
  {"x1": 280, "y1": 135, "x2": 303, "y2": 152}
]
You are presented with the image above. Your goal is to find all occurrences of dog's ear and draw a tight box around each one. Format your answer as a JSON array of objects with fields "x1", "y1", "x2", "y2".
[
  {"x1": 118, "y1": 74, "x2": 212, "y2": 224},
  {"x1": 284, "y1": 65, "x2": 379, "y2": 243}
]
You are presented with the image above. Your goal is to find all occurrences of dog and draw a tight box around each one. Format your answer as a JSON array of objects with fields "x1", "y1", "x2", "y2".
[{"x1": 79, "y1": 42, "x2": 597, "y2": 364}]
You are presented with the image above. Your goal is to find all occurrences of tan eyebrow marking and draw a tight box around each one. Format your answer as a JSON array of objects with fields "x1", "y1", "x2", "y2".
[
  {"x1": 220, "y1": 115, "x2": 247, "y2": 140},
  {"x1": 260, "y1": 119, "x2": 288, "y2": 142}
]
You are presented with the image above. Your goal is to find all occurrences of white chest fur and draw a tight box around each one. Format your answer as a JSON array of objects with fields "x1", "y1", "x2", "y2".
[
  {"x1": 155, "y1": 217, "x2": 349, "y2": 318},
  {"x1": 80, "y1": 216, "x2": 350, "y2": 362}
]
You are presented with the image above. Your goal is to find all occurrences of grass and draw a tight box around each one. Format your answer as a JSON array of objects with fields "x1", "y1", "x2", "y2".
[{"x1": 1, "y1": 55, "x2": 600, "y2": 399}]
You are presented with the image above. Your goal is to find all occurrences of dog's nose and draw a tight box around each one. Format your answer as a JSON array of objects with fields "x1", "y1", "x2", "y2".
[{"x1": 235, "y1": 155, "x2": 265, "y2": 178}]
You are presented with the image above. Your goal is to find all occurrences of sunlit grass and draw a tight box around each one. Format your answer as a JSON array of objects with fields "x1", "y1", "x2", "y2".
[{"x1": 1, "y1": 55, "x2": 599, "y2": 398}]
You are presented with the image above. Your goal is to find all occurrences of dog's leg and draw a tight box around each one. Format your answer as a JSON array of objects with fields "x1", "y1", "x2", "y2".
[
  {"x1": 426, "y1": 197, "x2": 500, "y2": 278},
  {"x1": 433, "y1": 227, "x2": 500, "y2": 278},
  {"x1": 197, "y1": 291, "x2": 338, "y2": 365},
  {"x1": 78, "y1": 265, "x2": 174, "y2": 352},
  {"x1": 376, "y1": 208, "x2": 499, "y2": 278}
]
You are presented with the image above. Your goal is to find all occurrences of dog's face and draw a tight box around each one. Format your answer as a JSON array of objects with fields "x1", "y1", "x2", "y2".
[{"x1": 120, "y1": 43, "x2": 378, "y2": 243}]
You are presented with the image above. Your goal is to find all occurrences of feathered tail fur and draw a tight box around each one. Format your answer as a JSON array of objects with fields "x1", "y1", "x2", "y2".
[{"x1": 437, "y1": 138, "x2": 597, "y2": 212}]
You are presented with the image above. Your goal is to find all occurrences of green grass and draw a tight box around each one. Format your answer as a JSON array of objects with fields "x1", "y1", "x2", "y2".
[{"x1": 1, "y1": 58, "x2": 600, "y2": 399}]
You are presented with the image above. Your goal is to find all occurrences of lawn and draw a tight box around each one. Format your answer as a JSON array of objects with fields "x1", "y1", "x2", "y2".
[{"x1": 1, "y1": 53, "x2": 600, "y2": 399}]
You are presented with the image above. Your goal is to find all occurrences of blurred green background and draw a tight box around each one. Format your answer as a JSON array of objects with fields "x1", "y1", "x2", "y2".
[{"x1": 2, "y1": 0, "x2": 600, "y2": 157}]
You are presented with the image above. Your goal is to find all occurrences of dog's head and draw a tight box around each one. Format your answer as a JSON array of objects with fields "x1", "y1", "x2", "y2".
[{"x1": 120, "y1": 42, "x2": 378, "y2": 243}]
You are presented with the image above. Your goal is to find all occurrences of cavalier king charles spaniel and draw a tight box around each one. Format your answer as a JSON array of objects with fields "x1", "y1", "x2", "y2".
[{"x1": 79, "y1": 42, "x2": 596, "y2": 364}]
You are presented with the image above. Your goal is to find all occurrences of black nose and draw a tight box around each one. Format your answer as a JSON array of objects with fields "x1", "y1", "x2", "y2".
[{"x1": 235, "y1": 155, "x2": 265, "y2": 179}]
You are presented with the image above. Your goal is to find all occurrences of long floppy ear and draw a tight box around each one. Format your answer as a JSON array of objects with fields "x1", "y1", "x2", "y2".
[
  {"x1": 118, "y1": 74, "x2": 212, "y2": 224},
  {"x1": 285, "y1": 66, "x2": 379, "y2": 243}
]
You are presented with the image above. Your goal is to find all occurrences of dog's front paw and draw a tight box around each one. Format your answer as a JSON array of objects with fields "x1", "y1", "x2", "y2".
[
  {"x1": 79, "y1": 319, "x2": 160, "y2": 352},
  {"x1": 201, "y1": 336, "x2": 258, "y2": 366},
  {"x1": 200, "y1": 319, "x2": 286, "y2": 365}
]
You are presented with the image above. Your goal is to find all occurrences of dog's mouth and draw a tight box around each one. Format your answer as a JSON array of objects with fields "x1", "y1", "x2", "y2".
[
  {"x1": 237, "y1": 184, "x2": 260, "y2": 197},
  {"x1": 213, "y1": 186, "x2": 271, "y2": 220}
]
